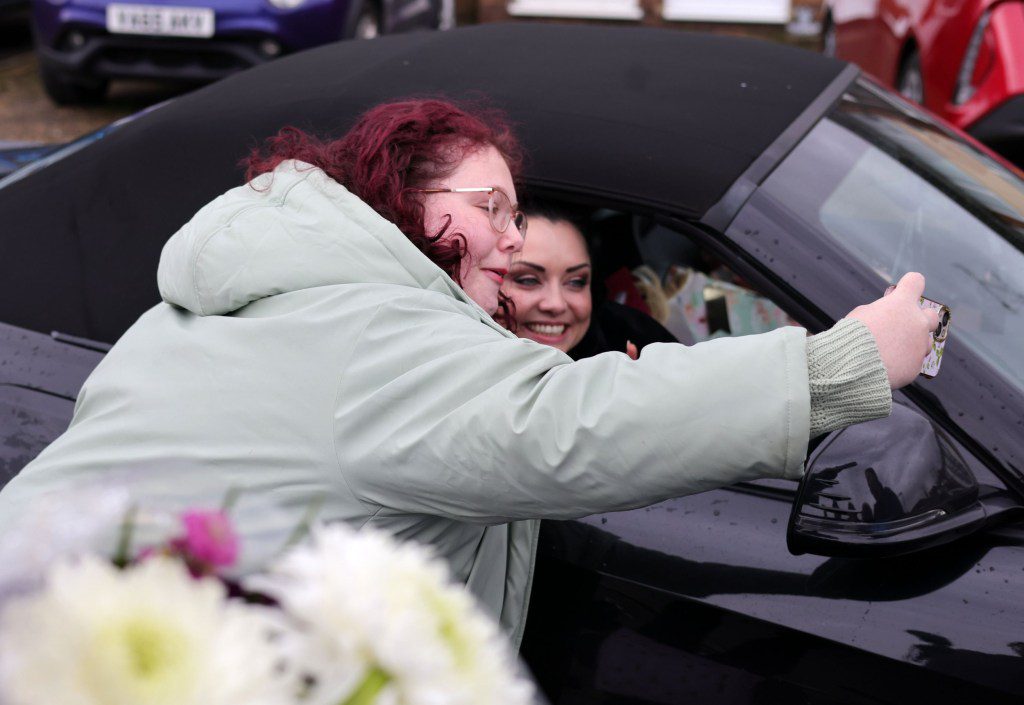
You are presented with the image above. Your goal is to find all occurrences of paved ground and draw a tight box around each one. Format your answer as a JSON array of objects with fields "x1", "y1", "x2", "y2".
[{"x1": 0, "y1": 13, "x2": 184, "y2": 145}]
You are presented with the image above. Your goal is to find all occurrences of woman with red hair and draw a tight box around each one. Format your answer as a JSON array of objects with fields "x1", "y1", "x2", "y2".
[{"x1": 0, "y1": 98, "x2": 937, "y2": 646}]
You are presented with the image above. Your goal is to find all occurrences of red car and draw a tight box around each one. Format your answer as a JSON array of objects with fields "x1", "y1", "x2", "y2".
[{"x1": 823, "y1": 0, "x2": 1024, "y2": 165}]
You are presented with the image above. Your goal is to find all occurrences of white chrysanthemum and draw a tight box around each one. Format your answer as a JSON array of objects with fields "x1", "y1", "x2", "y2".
[
  {"x1": 0, "y1": 487, "x2": 131, "y2": 600},
  {"x1": 0, "y1": 556, "x2": 295, "y2": 705},
  {"x1": 252, "y1": 525, "x2": 535, "y2": 705}
]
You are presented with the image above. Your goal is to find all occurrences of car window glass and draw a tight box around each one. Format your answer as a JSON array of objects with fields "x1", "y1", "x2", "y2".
[
  {"x1": 836, "y1": 83, "x2": 1024, "y2": 234},
  {"x1": 762, "y1": 111, "x2": 1024, "y2": 390},
  {"x1": 630, "y1": 218, "x2": 799, "y2": 346}
]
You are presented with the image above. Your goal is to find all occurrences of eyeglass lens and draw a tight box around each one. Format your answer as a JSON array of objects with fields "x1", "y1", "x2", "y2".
[
  {"x1": 488, "y1": 189, "x2": 527, "y2": 238},
  {"x1": 488, "y1": 190, "x2": 512, "y2": 233}
]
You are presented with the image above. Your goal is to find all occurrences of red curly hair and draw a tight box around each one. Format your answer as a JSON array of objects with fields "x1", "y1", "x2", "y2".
[{"x1": 243, "y1": 98, "x2": 523, "y2": 288}]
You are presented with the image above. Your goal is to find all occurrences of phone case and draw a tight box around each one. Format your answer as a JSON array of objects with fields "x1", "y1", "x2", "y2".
[{"x1": 885, "y1": 285, "x2": 951, "y2": 378}]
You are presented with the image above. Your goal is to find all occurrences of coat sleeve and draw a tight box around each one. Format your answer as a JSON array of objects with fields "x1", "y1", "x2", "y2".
[{"x1": 333, "y1": 293, "x2": 811, "y2": 524}]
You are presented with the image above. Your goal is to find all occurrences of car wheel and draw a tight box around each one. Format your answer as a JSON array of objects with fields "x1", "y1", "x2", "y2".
[
  {"x1": 353, "y1": 5, "x2": 381, "y2": 40},
  {"x1": 897, "y1": 50, "x2": 925, "y2": 105},
  {"x1": 821, "y1": 15, "x2": 836, "y2": 57},
  {"x1": 39, "y1": 60, "x2": 108, "y2": 105}
]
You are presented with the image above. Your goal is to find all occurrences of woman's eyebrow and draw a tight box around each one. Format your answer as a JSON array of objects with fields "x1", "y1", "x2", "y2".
[
  {"x1": 514, "y1": 261, "x2": 546, "y2": 272},
  {"x1": 512, "y1": 261, "x2": 591, "y2": 273}
]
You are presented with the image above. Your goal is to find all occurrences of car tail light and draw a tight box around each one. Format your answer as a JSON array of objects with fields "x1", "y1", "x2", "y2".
[{"x1": 954, "y1": 10, "x2": 997, "y2": 104}]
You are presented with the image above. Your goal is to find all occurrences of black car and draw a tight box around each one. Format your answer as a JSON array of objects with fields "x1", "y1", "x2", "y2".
[{"x1": 1, "y1": 23, "x2": 1022, "y2": 705}]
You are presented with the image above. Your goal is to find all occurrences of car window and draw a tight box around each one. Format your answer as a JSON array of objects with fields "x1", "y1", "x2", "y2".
[
  {"x1": 527, "y1": 207, "x2": 801, "y2": 347},
  {"x1": 759, "y1": 82, "x2": 1024, "y2": 390},
  {"x1": 629, "y1": 218, "x2": 799, "y2": 346},
  {"x1": 566, "y1": 209, "x2": 801, "y2": 346}
]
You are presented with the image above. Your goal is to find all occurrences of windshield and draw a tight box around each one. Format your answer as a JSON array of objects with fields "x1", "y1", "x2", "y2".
[{"x1": 760, "y1": 79, "x2": 1024, "y2": 389}]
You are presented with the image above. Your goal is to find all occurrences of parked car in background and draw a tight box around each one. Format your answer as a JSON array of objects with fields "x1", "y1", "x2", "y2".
[
  {"x1": 823, "y1": 0, "x2": 1024, "y2": 167},
  {"x1": 31, "y1": 0, "x2": 449, "y2": 104},
  {"x1": 2, "y1": 25, "x2": 1023, "y2": 704}
]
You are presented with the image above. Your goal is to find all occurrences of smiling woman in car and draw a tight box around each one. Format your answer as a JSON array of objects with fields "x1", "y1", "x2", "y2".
[
  {"x1": 503, "y1": 207, "x2": 595, "y2": 354},
  {"x1": 0, "y1": 98, "x2": 938, "y2": 647},
  {"x1": 501, "y1": 201, "x2": 676, "y2": 360}
]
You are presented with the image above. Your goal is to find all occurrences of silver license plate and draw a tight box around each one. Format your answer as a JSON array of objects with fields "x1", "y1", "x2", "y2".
[{"x1": 106, "y1": 4, "x2": 215, "y2": 38}]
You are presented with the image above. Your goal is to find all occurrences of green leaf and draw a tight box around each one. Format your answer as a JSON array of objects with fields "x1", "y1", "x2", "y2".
[{"x1": 340, "y1": 667, "x2": 390, "y2": 705}]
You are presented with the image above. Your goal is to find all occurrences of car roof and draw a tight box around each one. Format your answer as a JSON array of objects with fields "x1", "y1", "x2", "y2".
[{"x1": 0, "y1": 23, "x2": 853, "y2": 343}]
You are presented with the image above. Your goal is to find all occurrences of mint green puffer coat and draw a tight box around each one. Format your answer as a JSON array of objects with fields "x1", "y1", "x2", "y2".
[{"x1": 0, "y1": 161, "x2": 811, "y2": 644}]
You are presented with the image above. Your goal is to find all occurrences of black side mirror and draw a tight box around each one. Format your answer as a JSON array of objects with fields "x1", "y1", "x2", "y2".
[{"x1": 788, "y1": 403, "x2": 1021, "y2": 558}]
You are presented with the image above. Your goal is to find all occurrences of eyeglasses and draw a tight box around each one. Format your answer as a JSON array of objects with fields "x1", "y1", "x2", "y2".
[{"x1": 414, "y1": 187, "x2": 528, "y2": 240}]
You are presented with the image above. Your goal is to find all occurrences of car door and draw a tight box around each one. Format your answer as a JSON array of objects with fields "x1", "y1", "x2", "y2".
[
  {"x1": 520, "y1": 79, "x2": 1024, "y2": 705},
  {"x1": 520, "y1": 222, "x2": 1024, "y2": 705}
]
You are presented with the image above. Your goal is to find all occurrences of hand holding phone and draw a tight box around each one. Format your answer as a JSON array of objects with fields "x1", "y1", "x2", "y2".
[
  {"x1": 845, "y1": 273, "x2": 942, "y2": 388},
  {"x1": 885, "y1": 285, "x2": 951, "y2": 378}
]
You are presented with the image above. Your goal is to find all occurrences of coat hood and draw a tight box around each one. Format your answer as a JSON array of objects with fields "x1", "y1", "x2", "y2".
[{"x1": 158, "y1": 160, "x2": 474, "y2": 316}]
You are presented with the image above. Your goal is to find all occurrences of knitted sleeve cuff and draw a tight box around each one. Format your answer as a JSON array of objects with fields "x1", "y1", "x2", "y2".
[{"x1": 806, "y1": 318, "x2": 892, "y2": 438}]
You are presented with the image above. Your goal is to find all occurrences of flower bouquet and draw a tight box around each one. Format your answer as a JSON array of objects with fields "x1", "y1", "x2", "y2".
[{"x1": 0, "y1": 499, "x2": 536, "y2": 705}]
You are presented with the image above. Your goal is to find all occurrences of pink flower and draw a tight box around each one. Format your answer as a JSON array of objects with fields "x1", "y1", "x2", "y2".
[{"x1": 170, "y1": 509, "x2": 239, "y2": 570}]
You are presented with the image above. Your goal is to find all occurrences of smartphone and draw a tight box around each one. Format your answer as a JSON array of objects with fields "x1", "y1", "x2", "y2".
[{"x1": 885, "y1": 285, "x2": 951, "y2": 379}]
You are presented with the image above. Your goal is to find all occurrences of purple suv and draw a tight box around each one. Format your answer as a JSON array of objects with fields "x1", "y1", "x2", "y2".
[{"x1": 32, "y1": 0, "x2": 448, "y2": 103}]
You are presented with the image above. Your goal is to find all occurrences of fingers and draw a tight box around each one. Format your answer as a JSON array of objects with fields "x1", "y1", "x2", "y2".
[
  {"x1": 896, "y1": 272, "x2": 939, "y2": 341},
  {"x1": 626, "y1": 340, "x2": 638, "y2": 360},
  {"x1": 845, "y1": 273, "x2": 942, "y2": 387},
  {"x1": 894, "y1": 272, "x2": 926, "y2": 301}
]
